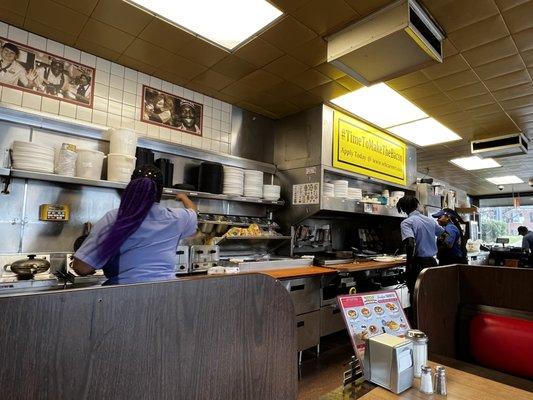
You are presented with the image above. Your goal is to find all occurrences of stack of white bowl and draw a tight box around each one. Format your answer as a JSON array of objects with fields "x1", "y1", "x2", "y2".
[
  {"x1": 223, "y1": 166, "x2": 244, "y2": 195},
  {"x1": 11, "y1": 141, "x2": 55, "y2": 173},
  {"x1": 243, "y1": 169, "x2": 263, "y2": 198},
  {"x1": 263, "y1": 184, "x2": 281, "y2": 201},
  {"x1": 107, "y1": 128, "x2": 137, "y2": 183},
  {"x1": 323, "y1": 182, "x2": 334, "y2": 197},
  {"x1": 76, "y1": 149, "x2": 106, "y2": 180},
  {"x1": 347, "y1": 188, "x2": 363, "y2": 200},
  {"x1": 333, "y1": 180, "x2": 349, "y2": 198}
]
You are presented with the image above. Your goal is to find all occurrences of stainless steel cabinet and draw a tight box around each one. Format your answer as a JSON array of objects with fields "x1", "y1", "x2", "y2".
[
  {"x1": 282, "y1": 277, "x2": 320, "y2": 315},
  {"x1": 296, "y1": 310, "x2": 320, "y2": 352},
  {"x1": 320, "y1": 304, "x2": 345, "y2": 337}
]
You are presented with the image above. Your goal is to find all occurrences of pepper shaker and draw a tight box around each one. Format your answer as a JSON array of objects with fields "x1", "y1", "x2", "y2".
[
  {"x1": 434, "y1": 365, "x2": 447, "y2": 396},
  {"x1": 419, "y1": 365, "x2": 434, "y2": 394}
]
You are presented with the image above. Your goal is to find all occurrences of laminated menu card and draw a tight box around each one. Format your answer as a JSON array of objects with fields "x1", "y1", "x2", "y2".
[{"x1": 337, "y1": 290, "x2": 411, "y2": 364}]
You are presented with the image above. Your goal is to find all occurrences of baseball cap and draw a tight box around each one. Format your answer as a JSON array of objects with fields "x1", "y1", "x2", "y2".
[{"x1": 432, "y1": 210, "x2": 447, "y2": 218}]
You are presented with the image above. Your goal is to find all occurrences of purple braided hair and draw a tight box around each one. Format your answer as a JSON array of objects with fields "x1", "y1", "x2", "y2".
[{"x1": 97, "y1": 177, "x2": 157, "y2": 263}]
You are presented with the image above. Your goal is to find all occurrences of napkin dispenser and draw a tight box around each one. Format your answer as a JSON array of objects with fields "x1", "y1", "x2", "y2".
[{"x1": 363, "y1": 333, "x2": 414, "y2": 394}]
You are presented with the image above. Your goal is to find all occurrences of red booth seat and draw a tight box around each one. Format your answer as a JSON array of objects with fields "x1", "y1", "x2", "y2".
[{"x1": 469, "y1": 312, "x2": 533, "y2": 379}]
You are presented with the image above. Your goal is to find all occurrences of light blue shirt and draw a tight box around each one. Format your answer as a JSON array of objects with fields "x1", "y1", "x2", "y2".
[
  {"x1": 75, "y1": 203, "x2": 197, "y2": 285},
  {"x1": 400, "y1": 210, "x2": 444, "y2": 258}
]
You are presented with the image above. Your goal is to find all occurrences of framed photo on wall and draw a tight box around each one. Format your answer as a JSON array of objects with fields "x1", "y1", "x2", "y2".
[
  {"x1": 0, "y1": 37, "x2": 95, "y2": 107},
  {"x1": 141, "y1": 85, "x2": 203, "y2": 136}
]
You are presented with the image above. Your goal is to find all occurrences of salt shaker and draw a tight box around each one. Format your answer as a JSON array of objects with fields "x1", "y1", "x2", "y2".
[
  {"x1": 406, "y1": 329, "x2": 428, "y2": 378},
  {"x1": 434, "y1": 365, "x2": 447, "y2": 396},
  {"x1": 419, "y1": 365, "x2": 434, "y2": 394}
]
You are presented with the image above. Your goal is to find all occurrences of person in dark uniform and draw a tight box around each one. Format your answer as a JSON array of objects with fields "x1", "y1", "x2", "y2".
[
  {"x1": 518, "y1": 226, "x2": 533, "y2": 251},
  {"x1": 433, "y1": 208, "x2": 468, "y2": 265},
  {"x1": 397, "y1": 196, "x2": 444, "y2": 318}
]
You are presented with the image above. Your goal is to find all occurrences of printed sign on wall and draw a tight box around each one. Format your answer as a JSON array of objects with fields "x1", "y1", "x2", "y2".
[
  {"x1": 142, "y1": 85, "x2": 203, "y2": 136},
  {"x1": 0, "y1": 37, "x2": 95, "y2": 107},
  {"x1": 333, "y1": 110, "x2": 407, "y2": 186},
  {"x1": 292, "y1": 183, "x2": 320, "y2": 205}
]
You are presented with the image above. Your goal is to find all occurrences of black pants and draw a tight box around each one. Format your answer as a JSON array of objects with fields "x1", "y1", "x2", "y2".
[
  {"x1": 406, "y1": 257, "x2": 437, "y2": 326},
  {"x1": 438, "y1": 256, "x2": 467, "y2": 266}
]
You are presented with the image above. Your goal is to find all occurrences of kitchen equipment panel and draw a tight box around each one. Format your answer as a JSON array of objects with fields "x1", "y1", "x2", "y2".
[
  {"x1": 296, "y1": 310, "x2": 320, "y2": 352},
  {"x1": 282, "y1": 276, "x2": 320, "y2": 315}
]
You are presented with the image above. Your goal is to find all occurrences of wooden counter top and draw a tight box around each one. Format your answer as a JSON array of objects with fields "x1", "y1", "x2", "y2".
[
  {"x1": 257, "y1": 266, "x2": 336, "y2": 279},
  {"x1": 324, "y1": 260, "x2": 405, "y2": 272}
]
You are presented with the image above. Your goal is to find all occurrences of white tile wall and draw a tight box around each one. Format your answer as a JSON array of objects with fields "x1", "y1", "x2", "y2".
[{"x1": 0, "y1": 23, "x2": 234, "y2": 154}]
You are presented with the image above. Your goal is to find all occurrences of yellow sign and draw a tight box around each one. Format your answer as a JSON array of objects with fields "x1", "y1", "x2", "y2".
[{"x1": 333, "y1": 110, "x2": 407, "y2": 186}]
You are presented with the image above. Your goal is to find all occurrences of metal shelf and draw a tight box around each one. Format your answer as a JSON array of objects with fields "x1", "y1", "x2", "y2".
[
  {"x1": 321, "y1": 196, "x2": 404, "y2": 218},
  {"x1": 6, "y1": 168, "x2": 285, "y2": 206},
  {"x1": 214, "y1": 235, "x2": 291, "y2": 254}
]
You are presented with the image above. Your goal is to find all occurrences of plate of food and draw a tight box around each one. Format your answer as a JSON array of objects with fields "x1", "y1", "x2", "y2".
[
  {"x1": 347, "y1": 309, "x2": 358, "y2": 318},
  {"x1": 373, "y1": 256, "x2": 396, "y2": 262},
  {"x1": 360, "y1": 307, "x2": 372, "y2": 318},
  {"x1": 369, "y1": 324, "x2": 379, "y2": 335},
  {"x1": 385, "y1": 302, "x2": 399, "y2": 313},
  {"x1": 383, "y1": 320, "x2": 400, "y2": 331},
  {"x1": 374, "y1": 305, "x2": 384, "y2": 315}
]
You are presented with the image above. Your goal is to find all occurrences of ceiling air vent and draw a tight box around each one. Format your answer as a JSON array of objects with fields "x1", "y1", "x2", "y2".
[
  {"x1": 471, "y1": 133, "x2": 529, "y2": 158},
  {"x1": 326, "y1": 0, "x2": 443, "y2": 86}
]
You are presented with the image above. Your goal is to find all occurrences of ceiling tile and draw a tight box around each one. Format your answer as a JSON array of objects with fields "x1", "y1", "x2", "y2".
[
  {"x1": 522, "y1": 49, "x2": 533, "y2": 67},
  {"x1": 2, "y1": 0, "x2": 29, "y2": 15},
  {"x1": 461, "y1": 36, "x2": 517, "y2": 67},
  {"x1": 483, "y1": 69, "x2": 531, "y2": 91},
  {"x1": 501, "y1": 93, "x2": 533, "y2": 110},
  {"x1": 189, "y1": 70, "x2": 235, "y2": 91},
  {"x1": 344, "y1": 0, "x2": 390, "y2": 17},
  {"x1": 158, "y1": 53, "x2": 207, "y2": 80},
  {"x1": 290, "y1": 68, "x2": 331, "y2": 90},
  {"x1": 502, "y1": 1, "x2": 533, "y2": 33},
  {"x1": 234, "y1": 38, "x2": 283, "y2": 67},
  {"x1": 265, "y1": 100, "x2": 301, "y2": 118},
  {"x1": 399, "y1": 81, "x2": 441, "y2": 100},
  {"x1": 433, "y1": 69, "x2": 479, "y2": 91},
  {"x1": 287, "y1": 36, "x2": 327, "y2": 67},
  {"x1": 422, "y1": 101, "x2": 463, "y2": 117},
  {"x1": 421, "y1": 0, "x2": 499, "y2": 33},
  {"x1": 268, "y1": 0, "x2": 311, "y2": 13},
  {"x1": 238, "y1": 70, "x2": 284, "y2": 91},
  {"x1": 91, "y1": 0, "x2": 152, "y2": 36},
  {"x1": 448, "y1": 14, "x2": 509, "y2": 51},
  {"x1": 210, "y1": 55, "x2": 256, "y2": 80},
  {"x1": 421, "y1": 55, "x2": 470, "y2": 80},
  {"x1": 315, "y1": 62, "x2": 345, "y2": 80},
  {"x1": 177, "y1": 37, "x2": 228, "y2": 67},
  {"x1": 442, "y1": 39, "x2": 459, "y2": 57},
  {"x1": 156, "y1": 70, "x2": 188, "y2": 87},
  {"x1": 138, "y1": 19, "x2": 194, "y2": 54},
  {"x1": 121, "y1": 38, "x2": 172, "y2": 67},
  {"x1": 413, "y1": 94, "x2": 452, "y2": 109},
  {"x1": 221, "y1": 81, "x2": 259, "y2": 99},
  {"x1": 263, "y1": 54, "x2": 309, "y2": 80},
  {"x1": 117, "y1": 54, "x2": 156, "y2": 75},
  {"x1": 292, "y1": 0, "x2": 357, "y2": 35},
  {"x1": 52, "y1": 0, "x2": 98, "y2": 15},
  {"x1": 310, "y1": 81, "x2": 349, "y2": 100},
  {"x1": 0, "y1": 9, "x2": 25, "y2": 27},
  {"x1": 513, "y1": 27, "x2": 533, "y2": 52},
  {"x1": 466, "y1": 103, "x2": 502, "y2": 117},
  {"x1": 474, "y1": 54, "x2": 525, "y2": 80},
  {"x1": 76, "y1": 38, "x2": 122, "y2": 61},
  {"x1": 387, "y1": 71, "x2": 430, "y2": 91},
  {"x1": 445, "y1": 82, "x2": 488, "y2": 100},
  {"x1": 454, "y1": 93, "x2": 495, "y2": 110},
  {"x1": 236, "y1": 100, "x2": 278, "y2": 119},
  {"x1": 492, "y1": 82, "x2": 533, "y2": 101},
  {"x1": 336, "y1": 75, "x2": 363, "y2": 91},
  {"x1": 260, "y1": 15, "x2": 316, "y2": 53},
  {"x1": 507, "y1": 105, "x2": 533, "y2": 118},
  {"x1": 287, "y1": 90, "x2": 322, "y2": 109},
  {"x1": 27, "y1": 0, "x2": 87, "y2": 37},
  {"x1": 265, "y1": 81, "x2": 306, "y2": 99},
  {"x1": 78, "y1": 19, "x2": 135, "y2": 54},
  {"x1": 24, "y1": 18, "x2": 77, "y2": 46}
]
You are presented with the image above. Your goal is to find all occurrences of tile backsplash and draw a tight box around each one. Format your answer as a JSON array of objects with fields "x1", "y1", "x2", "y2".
[{"x1": 0, "y1": 22, "x2": 233, "y2": 154}]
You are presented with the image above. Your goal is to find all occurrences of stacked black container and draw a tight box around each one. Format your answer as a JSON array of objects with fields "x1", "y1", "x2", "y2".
[{"x1": 198, "y1": 162, "x2": 223, "y2": 194}]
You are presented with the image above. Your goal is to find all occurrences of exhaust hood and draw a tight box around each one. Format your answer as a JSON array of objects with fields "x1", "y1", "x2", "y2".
[
  {"x1": 471, "y1": 133, "x2": 529, "y2": 159},
  {"x1": 326, "y1": 0, "x2": 444, "y2": 86}
]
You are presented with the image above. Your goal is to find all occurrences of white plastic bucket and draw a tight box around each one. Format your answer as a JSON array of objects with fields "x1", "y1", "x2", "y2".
[
  {"x1": 76, "y1": 149, "x2": 106, "y2": 180},
  {"x1": 109, "y1": 128, "x2": 137, "y2": 157},
  {"x1": 107, "y1": 153, "x2": 136, "y2": 183}
]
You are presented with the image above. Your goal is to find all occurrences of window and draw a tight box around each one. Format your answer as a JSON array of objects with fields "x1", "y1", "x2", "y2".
[{"x1": 479, "y1": 205, "x2": 533, "y2": 245}]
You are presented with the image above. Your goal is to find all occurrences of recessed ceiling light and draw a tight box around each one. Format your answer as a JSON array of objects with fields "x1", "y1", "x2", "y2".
[
  {"x1": 331, "y1": 83, "x2": 428, "y2": 128},
  {"x1": 388, "y1": 118, "x2": 462, "y2": 147},
  {"x1": 486, "y1": 175, "x2": 524, "y2": 185},
  {"x1": 450, "y1": 156, "x2": 501, "y2": 170},
  {"x1": 126, "y1": 0, "x2": 283, "y2": 50}
]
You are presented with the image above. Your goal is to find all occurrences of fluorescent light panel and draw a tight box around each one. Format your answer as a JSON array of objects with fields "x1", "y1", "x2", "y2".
[
  {"x1": 331, "y1": 83, "x2": 428, "y2": 128},
  {"x1": 126, "y1": 0, "x2": 282, "y2": 50},
  {"x1": 486, "y1": 175, "x2": 524, "y2": 185},
  {"x1": 450, "y1": 156, "x2": 501, "y2": 170},
  {"x1": 388, "y1": 118, "x2": 462, "y2": 147}
]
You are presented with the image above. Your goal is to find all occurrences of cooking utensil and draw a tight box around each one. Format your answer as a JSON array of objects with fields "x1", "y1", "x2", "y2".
[
  {"x1": 74, "y1": 222, "x2": 92, "y2": 252},
  {"x1": 3, "y1": 254, "x2": 50, "y2": 280}
]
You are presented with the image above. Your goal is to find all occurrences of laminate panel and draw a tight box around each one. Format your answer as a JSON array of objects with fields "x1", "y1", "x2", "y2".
[{"x1": 0, "y1": 274, "x2": 298, "y2": 400}]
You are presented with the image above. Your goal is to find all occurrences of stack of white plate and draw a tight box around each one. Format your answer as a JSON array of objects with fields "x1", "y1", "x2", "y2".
[
  {"x1": 263, "y1": 184, "x2": 281, "y2": 201},
  {"x1": 223, "y1": 166, "x2": 244, "y2": 196},
  {"x1": 11, "y1": 141, "x2": 55, "y2": 173},
  {"x1": 243, "y1": 170, "x2": 263, "y2": 198},
  {"x1": 333, "y1": 180, "x2": 349, "y2": 198},
  {"x1": 347, "y1": 188, "x2": 363, "y2": 200},
  {"x1": 323, "y1": 182, "x2": 334, "y2": 197}
]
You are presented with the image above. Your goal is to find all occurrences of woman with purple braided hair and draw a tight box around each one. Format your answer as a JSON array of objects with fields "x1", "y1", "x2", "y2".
[{"x1": 72, "y1": 164, "x2": 197, "y2": 285}]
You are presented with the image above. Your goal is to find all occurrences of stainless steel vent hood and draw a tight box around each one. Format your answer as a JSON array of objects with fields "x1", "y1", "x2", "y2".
[
  {"x1": 326, "y1": 0, "x2": 444, "y2": 85},
  {"x1": 471, "y1": 133, "x2": 529, "y2": 159}
]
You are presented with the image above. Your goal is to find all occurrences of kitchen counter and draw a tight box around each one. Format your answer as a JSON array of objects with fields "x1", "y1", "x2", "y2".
[
  {"x1": 319, "y1": 361, "x2": 532, "y2": 399},
  {"x1": 258, "y1": 266, "x2": 336, "y2": 279},
  {"x1": 324, "y1": 259, "x2": 405, "y2": 273}
]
